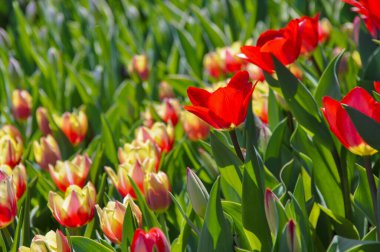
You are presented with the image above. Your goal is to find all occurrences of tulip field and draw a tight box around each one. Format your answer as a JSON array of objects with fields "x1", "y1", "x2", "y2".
[{"x1": 2, "y1": 0, "x2": 380, "y2": 251}]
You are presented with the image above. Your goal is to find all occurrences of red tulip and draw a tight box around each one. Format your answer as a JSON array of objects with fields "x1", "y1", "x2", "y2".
[
  {"x1": 0, "y1": 170, "x2": 17, "y2": 229},
  {"x1": 296, "y1": 14, "x2": 320, "y2": 54},
  {"x1": 322, "y1": 87, "x2": 380, "y2": 156},
  {"x1": 131, "y1": 228, "x2": 170, "y2": 252},
  {"x1": 185, "y1": 71, "x2": 254, "y2": 130},
  {"x1": 54, "y1": 110, "x2": 88, "y2": 146},
  {"x1": 342, "y1": 0, "x2": 380, "y2": 37},
  {"x1": 374, "y1": 81, "x2": 380, "y2": 93},
  {"x1": 155, "y1": 98, "x2": 181, "y2": 126},
  {"x1": 12, "y1": 89, "x2": 32, "y2": 120},
  {"x1": 240, "y1": 20, "x2": 301, "y2": 73},
  {"x1": 0, "y1": 163, "x2": 27, "y2": 199}
]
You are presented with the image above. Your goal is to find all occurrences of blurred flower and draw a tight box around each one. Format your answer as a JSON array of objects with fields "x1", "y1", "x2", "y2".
[
  {"x1": 36, "y1": 107, "x2": 52, "y2": 135},
  {"x1": 204, "y1": 51, "x2": 223, "y2": 78},
  {"x1": 54, "y1": 109, "x2": 88, "y2": 146},
  {"x1": 0, "y1": 125, "x2": 23, "y2": 143},
  {"x1": 96, "y1": 195, "x2": 142, "y2": 244},
  {"x1": 34, "y1": 135, "x2": 61, "y2": 171},
  {"x1": 18, "y1": 229, "x2": 71, "y2": 252},
  {"x1": 159, "y1": 81, "x2": 175, "y2": 100},
  {"x1": 8, "y1": 58, "x2": 23, "y2": 85},
  {"x1": 182, "y1": 111, "x2": 210, "y2": 141},
  {"x1": 343, "y1": 0, "x2": 380, "y2": 37},
  {"x1": 322, "y1": 87, "x2": 380, "y2": 156},
  {"x1": 264, "y1": 188, "x2": 281, "y2": 235},
  {"x1": 129, "y1": 54, "x2": 149, "y2": 80},
  {"x1": 288, "y1": 64, "x2": 303, "y2": 80},
  {"x1": 318, "y1": 18, "x2": 332, "y2": 43},
  {"x1": 185, "y1": 71, "x2": 254, "y2": 130},
  {"x1": 246, "y1": 64, "x2": 265, "y2": 83},
  {"x1": 252, "y1": 82, "x2": 269, "y2": 124},
  {"x1": 0, "y1": 170, "x2": 17, "y2": 229},
  {"x1": 141, "y1": 107, "x2": 155, "y2": 128},
  {"x1": 131, "y1": 228, "x2": 170, "y2": 252},
  {"x1": 118, "y1": 140, "x2": 160, "y2": 172},
  {"x1": 155, "y1": 98, "x2": 181, "y2": 126},
  {"x1": 186, "y1": 168, "x2": 209, "y2": 217},
  {"x1": 136, "y1": 122, "x2": 175, "y2": 153},
  {"x1": 0, "y1": 134, "x2": 23, "y2": 168},
  {"x1": 241, "y1": 20, "x2": 301, "y2": 73},
  {"x1": 48, "y1": 182, "x2": 96, "y2": 227},
  {"x1": 0, "y1": 28, "x2": 11, "y2": 49},
  {"x1": 297, "y1": 14, "x2": 320, "y2": 54},
  {"x1": 12, "y1": 89, "x2": 32, "y2": 120},
  {"x1": 49, "y1": 154, "x2": 91, "y2": 192},
  {"x1": 144, "y1": 171, "x2": 171, "y2": 212},
  {"x1": 375, "y1": 81, "x2": 380, "y2": 94},
  {"x1": 0, "y1": 164, "x2": 27, "y2": 200}
]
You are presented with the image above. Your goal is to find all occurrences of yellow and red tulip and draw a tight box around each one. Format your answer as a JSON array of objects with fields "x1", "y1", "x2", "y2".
[
  {"x1": 54, "y1": 109, "x2": 88, "y2": 146},
  {"x1": 155, "y1": 98, "x2": 181, "y2": 126},
  {"x1": 144, "y1": 171, "x2": 171, "y2": 212},
  {"x1": 34, "y1": 135, "x2": 61, "y2": 171},
  {"x1": 131, "y1": 227, "x2": 170, "y2": 252},
  {"x1": 0, "y1": 170, "x2": 17, "y2": 229},
  {"x1": 96, "y1": 195, "x2": 142, "y2": 244},
  {"x1": 182, "y1": 111, "x2": 210, "y2": 141},
  {"x1": 0, "y1": 163, "x2": 27, "y2": 200},
  {"x1": 129, "y1": 54, "x2": 149, "y2": 80},
  {"x1": 18, "y1": 229, "x2": 71, "y2": 252},
  {"x1": 158, "y1": 81, "x2": 175, "y2": 100},
  {"x1": 0, "y1": 134, "x2": 23, "y2": 168},
  {"x1": 0, "y1": 124, "x2": 23, "y2": 143},
  {"x1": 136, "y1": 122, "x2": 175, "y2": 153},
  {"x1": 252, "y1": 82, "x2": 269, "y2": 124},
  {"x1": 49, "y1": 154, "x2": 91, "y2": 192},
  {"x1": 12, "y1": 89, "x2": 32, "y2": 120},
  {"x1": 48, "y1": 182, "x2": 96, "y2": 228},
  {"x1": 36, "y1": 107, "x2": 52, "y2": 135},
  {"x1": 322, "y1": 87, "x2": 380, "y2": 156}
]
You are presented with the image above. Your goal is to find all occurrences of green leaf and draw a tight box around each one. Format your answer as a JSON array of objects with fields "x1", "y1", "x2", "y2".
[
  {"x1": 101, "y1": 114, "x2": 118, "y2": 166},
  {"x1": 21, "y1": 177, "x2": 38, "y2": 246},
  {"x1": 71, "y1": 236, "x2": 114, "y2": 252},
  {"x1": 327, "y1": 236, "x2": 380, "y2": 252},
  {"x1": 10, "y1": 206, "x2": 24, "y2": 252},
  {"x1": 164, "y1": 74, "x2": 201, "y2": 97},
  {"x1": 121, "y1": 205, "x2": 138, "y2": 250}
]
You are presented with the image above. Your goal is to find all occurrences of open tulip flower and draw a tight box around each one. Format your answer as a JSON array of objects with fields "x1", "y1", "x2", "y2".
[
  {"x1": 0, "y1": 163, "x2": 27, "y2": 200},
  {"x1": 49, "y1": 154, "x2": 91, "y2": 192},
  {"x1": 240, "y1": 20, "x2": 301, "y2": 73},
  {"x1": 297, "y1": 14, "x2": 320, "y2": 54},
  {"x1": 185, "y1": 71, "x2": 254, "y2": 130},
  {"x1": 54, "y1": 109, "x2": 88, "y2": 146},
  {"x1": 18, "y1": 229, "x2": 71, "y2": 252},
  {"x1": 0, "y1": 170, "x2": 17, "y2": 229},
  {"x1": 144, "y1": 171, "x2": 171, "y2": 212},
  {"x1": 34, "y1": 135, "x2": 62, "y2": 171},
  {"x1": 322, "y1": 87, "x2": 380, "y2": 156},
  {"x1": 136, "y1": 122, "x2": 175, "y2": 153},
  {"x1": 96, "y1": 195, "x2": 142, "y2": 244},
  {"x1": 0, "y1": 134, "x2": 23, "y2": 168},
  {"x1": 48, "y1": 182, "x2": 96, "y2": 228},
  {"x1": 131, "y1": 227, "x2": 170, "y2": 252},
  {"x1": 12, "y1": 89, "x2": 32, "y2": 121}
]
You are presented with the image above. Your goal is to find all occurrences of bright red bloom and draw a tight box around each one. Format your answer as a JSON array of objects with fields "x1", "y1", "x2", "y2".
[
  {"x1": 343, "y1": 0, "x2": 380, "y2": 37},
  {"x1": 322, "y1": 87, "x2": 380, "y2": 156},
  {"x1": 131, "y1": 228, "x2": 170, "y2": 252},
  {"x1": 240, "y1": 20, "x2": 301, "y2": 73},
  {"x1": 374, "y1": 81, "x2": 380, "y2": 93},
  {"x1": 185, "y1": 71, "x2": 254, "y2": 130},
  {"x1": 297, "y1": 14, "x2": 320, "y2": 54}
]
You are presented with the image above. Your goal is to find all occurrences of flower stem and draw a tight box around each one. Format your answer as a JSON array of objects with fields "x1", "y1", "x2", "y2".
[
  {"x1": 310, "y1": 54, "x2": 323, "y2": 76},
  {"x1": 364, "y1": 156, "x2": 379, "y2": 240},
  {"x1": 229, "y1": 129, "x2": 244, "y2": 162}
]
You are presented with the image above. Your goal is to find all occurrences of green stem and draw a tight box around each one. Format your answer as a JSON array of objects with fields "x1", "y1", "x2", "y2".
[
  {"x1": 286, "y1": 111, "x2": 294, "y2": 132},
  {"x1": 68, "y1": 227, "x2": 81, "y2": 236},
  {"x1": 229, "y1": 129, "x2": 244, "y2": 162},
  {"x1": 310, "y1": 54, "x2": 323, "y2": 76},
  {"x1": 364, "y1": 156, "x2": 379, "y2": 240}
]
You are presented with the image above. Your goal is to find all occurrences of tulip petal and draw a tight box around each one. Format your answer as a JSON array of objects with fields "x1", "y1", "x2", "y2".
[{"x1": 187, "y1": 87, "x2": 211, "y2": 107}]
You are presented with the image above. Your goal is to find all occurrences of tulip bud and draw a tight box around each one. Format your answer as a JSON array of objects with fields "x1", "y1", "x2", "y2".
[
  {"x1": 12, "y1": 89, "x2": 32, "y2": 120},
  {"x1": 105, "y1": 162, "x2": 146, "y2": 199},
  {"x1": 285, "y1": 219, "x2": 301, "y2": 252},
  {"x1": 198, "y1": 148, "x2": 219, "y2": 178},
  {"x1": 36, "y1": 107, "x2": 52, "y2": 135},
  {"x1": 186, "y1": 168, "x2": 209, "y2": 217},
  {"x1": 0, "y1": 163, "x2": 27, "y2": 200},
  {"x1": 155, "y1": 98, "x2": 181, "y2": 126},
  {"x1": 54, "y1": 109, "x2": 88, "y2": 145},
  {"x1": 265, "y1": 189, "x2": 285, "y2": 235},
  {"x1": 252, "y1": 82, "x2": 269, "y2": 124},
  {"x1": 0, "y1": 28, "x2": 11, "y2": 49},
  {"x1": 49, "y1": 154, "x2": 91, "y2": 192},
  {"x1": 18, "y1": 229, "x2": 71, "y2": 252},
  {"x1": 258, "y1": 124, "x2": 272, "y2": 151},
  {"x1": 246, "y1": 64, "x2": 265, "y2": 82},
  {"x1": 220, "y1": 43, "x2": 245, "y2": 73},
  {"x1": 118, "y1": 140, "x2": 160, "y2": 172},
  {"x1": 48, "y1": 182, "x2": 96, "y2": 227},
  {"x1": 141, "y1": 107, "x2": 155, "y2": 128},
  {"x1": 0, "y1": 125, "x2": 23, "y2": 143},
  {"x1": 159, "y1": 81, "x2": 175, "y2": 100},
  {"x1": 204, "y1": 52, "x2": 223, "y2": 79},
  {"x1": 0, "y1": 134, "x2": 23, "y2": 168},
  {"x1": 0, "y1": 170, "x2": 17, "y2": 228},
  {"x1": 96, "y1": 195, "x2": 142, "y2": 244},
  {"x1": 318, "y1": 18, "x2": 332, "y2": 43},
  {"x1": 34, "y1": 135, "x2": 61, "y2": 171},
  {"x1": 8, "y1": 58, "x2": 23, "y2": 85},
  {"x1": 182, "y1": 111, "x2": 210, "y2": 141},
  {"x1": 144, "y1": 171, "x2": 171, "y2": 212},
  {"x1": 129, "y1": 54, "x2": 149, "y2": 80},
  {"x1": 136, "y1": 122, "x2": 175, "y2": 153},
  {"x1": 131, "y1": 228, "x2": 170, "y2": 252}
]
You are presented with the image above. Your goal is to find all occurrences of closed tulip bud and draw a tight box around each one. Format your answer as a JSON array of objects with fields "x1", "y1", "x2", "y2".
[
  {"x1": 48, "y1": 182, "x2": 96, "y2": 228},
  {"x1": 8, "y1": 58, "x2": 23, "y2": 85},
  {"x1": 204, "y1": 51, "x2": 223, "y2": 79},
  {"x1": 18, "y1": 229, "x2": 71, "y2": 252},
  {"x1": 258, "y1": 124, "x2": 272, "y2": 152},
  {"x1": 129, "y1": 54, "x2": 149, "y2": 80},
  {"x1": 118, "y1": 140, "x2": 160, "y2": 172},
  {"x1": 198, "y1": 148, "x2": 219, "y2": 178},
  {"x1": 136, "y1": 122, "x2": 175, "y2": 153},
  {"x1": 96, "y1": 195, "x2": 142, "y2": 244},
  {"x1": 105, "y1": 162, "x2": 146, "y2": 199},
  {"x1": 0, "y1": 125, "x2": 23, "y2": 143},
  {"x1": 186, "y1": 168, "x2": 209, "y2": 217},
  {"x1": 318, "y1": 18, "x2": 332, "y2": 43},
  {"x1": 159, "y1": 81, "x2": 175, "y2": 100},
  {"x1": 0, "y1": 164, "x2": 27, "y2": 200},
  {"x1": 182, "y1": 111, "x2": 210, "y2": 141},
  {"x1": 34, "y1": 135, "x2": 61, "y2": 171},
  {"x1": 265, "y1": 189, "x2": 281, "y2": 235},
  {"x1": 0, "y1": 170, "x2": 17, "y2": 228},
  {"x1": 131, "y1": 228, "x2": 170, "y2": 252},
  {"x1": 155, "y1": 98, "x2": 181, "y2": 126},
  {"x1": 49, "y1": 154, "x2": 91, "y2": 192},
  {"x1": 0, "y1": 134, "x2": 23, "y2": 168},
  {"x1": 144, "y1": 171, "x2": 171, "y2": 212},
  {"x1": 54, "y1": 109, "x2": 88, "y2": 145},
  {"x1": 285, "y1": 220, "x2": 301, "y2": 252},
  {"x1": 12, "y1": 89, "x2": 32, "y2": 120},
  {"x1": 36, "y1": 107, "x2": 52, "y2": 135}
]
